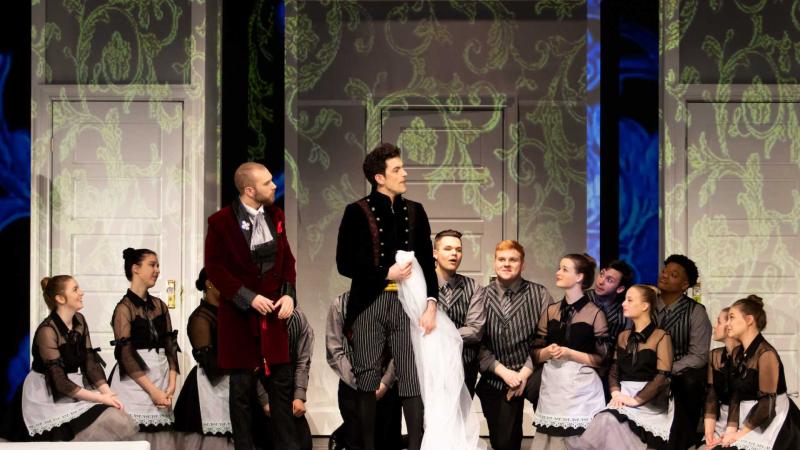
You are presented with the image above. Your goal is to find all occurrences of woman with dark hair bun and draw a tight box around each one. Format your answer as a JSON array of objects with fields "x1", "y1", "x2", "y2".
[
  {"x1": 109, "y1": 248, "x2": 180, "y2": 449},
  {"x1": 174, "y1": 268, "x2": 235, "y2": 449},
  {"x1": 700, "y1": 295, "x2": 800, "y2": 449},
  {"x1": 0, "y1": 276, "x2": 137, "y2": 442},
  {"x1": 531, "y1": 253, "x2": 611, "y2": 450}
]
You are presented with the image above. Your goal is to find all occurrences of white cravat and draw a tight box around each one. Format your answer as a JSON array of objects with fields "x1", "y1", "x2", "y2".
[{"x1": 242, "y1": 203, "x2": 274, "y2": 249}]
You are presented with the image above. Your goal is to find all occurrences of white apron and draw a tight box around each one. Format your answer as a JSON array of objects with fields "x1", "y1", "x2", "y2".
[
  {"x1": 610, "y1": 380, "x2": 674, "y2": 442},
  {"x1": 196, "y1": 369, "x2": 232, "y2": 435},
  {"x1": 729, "y1": 394, "x2": 791, "y2": 450},
  {"x1": 21, "y1": 371, "x2": 97, "y2": 436},
  {"x1": 110, "y1": 348, "x2": 174, "y2": 427},
  {"x1": 534, "y1": 359, "x2": 606, "y2": 432}
]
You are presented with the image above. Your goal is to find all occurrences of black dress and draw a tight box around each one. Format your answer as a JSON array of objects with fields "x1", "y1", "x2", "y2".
[
  {"x1": 109, "y1": 289, "x2": 180, "y2": 432},
  {"x1": 566, "y1": 323, "x2": 675, "y2": 450},
  {"x1": 723, "y1": 334, "x2": 800, "y2": 450},
  {"x1": 531, "y1": 296, "x2": 612, "y2": 444},
  {"x1": 0, "y1": 313, "x2": 131, "y2": 441},
  {"x1": 703, "y1": 346, "x2": 735, "y2": 440}
]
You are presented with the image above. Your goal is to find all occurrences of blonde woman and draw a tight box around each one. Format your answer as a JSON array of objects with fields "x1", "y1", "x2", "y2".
[{"x1": 566, "y1": 285, "x2": 673, "y2": 450}]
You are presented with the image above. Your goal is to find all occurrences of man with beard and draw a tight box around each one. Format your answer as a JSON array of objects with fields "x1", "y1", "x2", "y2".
[
  {"x1": 433, "y1": 229, "x2": 481, "y2": 397},
  {"x1": 205, "y1": 162, "x2": 298, "y2": 450}
]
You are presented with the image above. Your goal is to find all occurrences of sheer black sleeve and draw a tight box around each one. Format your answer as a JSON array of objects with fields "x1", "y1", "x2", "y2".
[
  {"x1": 34, "y1": 325, "x2": 81, "y2": 400},
  {"x1": 633, "y1": 331, "x2": 673, "y2": 405},
  {"x1": 111, "y1": 302, "x2": 148, "y2": 379},
  {"x1": 159, "y1": 300, "x2": 180, "y2": 373},
  {"x1": 79, "y1": 316, "x2": 107, "y2": 389},
  {"x1": 589, "y1": 309, "x2": 612, "y2": 368},
  {"x1": 531, "y1": 304, "x2": 552, "y2": 364},
  {"x1": 743, "y1": 350, "x2": 780, "y2": 431},
  {"x1": 188, "y1": 309, "x2": 221, "y2": 382},
  {"x1": 609, "y1": 332, "x2": 627, "y2": 393},
  {"x1": 705, "y1": 348, "x2": 722, "y2": 420}
]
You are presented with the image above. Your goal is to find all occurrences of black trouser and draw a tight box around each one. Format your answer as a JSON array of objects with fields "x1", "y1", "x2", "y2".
[
  {"x1": 477, "y1": 378, "x2": 525, "y2": 450},
  {"x1": 523, "y1": 365, "x2": 544, "y2": 409},
  {"x1": 230, "y1": 365, "x2": 298, "y2": 450},
  {"x1": 668, "y1": 366, "x2": 706, "y2": 450},
  {"x1": 335, "y1": 380, "x2": 404, "y2": 450},
  {"x1": 356, "y1": 389, "x2": 423, "y2": 450},
  {"x1": 464, "y1": 360, "x2": 480, "y2": 398}
]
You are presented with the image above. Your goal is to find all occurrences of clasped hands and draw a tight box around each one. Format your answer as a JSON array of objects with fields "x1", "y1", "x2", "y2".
[
  {"x1": 705, "y1": 426, "x2": 748, "y2": 448},
  {"x1": 251, "y1": 294, "x2": 294, "y2": 319},
  {"x1": 608, "y1": 390, "x2": 639, "y2": 408}
]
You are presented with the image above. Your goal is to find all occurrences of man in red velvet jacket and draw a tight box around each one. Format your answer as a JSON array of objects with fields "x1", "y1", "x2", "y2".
[{"x1": 205, "y1": 162, "x2": 298, "y2": 450}]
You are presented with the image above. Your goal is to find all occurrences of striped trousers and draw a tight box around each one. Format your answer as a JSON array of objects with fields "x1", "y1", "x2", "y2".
[{"x1": 351, "y1": 291, "x2": 421, "y2": 397}]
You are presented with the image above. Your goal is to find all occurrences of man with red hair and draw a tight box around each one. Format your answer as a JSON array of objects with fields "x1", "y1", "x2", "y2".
[{"x1": 460, "y1": 240, "x2": 555, "y2": 450}]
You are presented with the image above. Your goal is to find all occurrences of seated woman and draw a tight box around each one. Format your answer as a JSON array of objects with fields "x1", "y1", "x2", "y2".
[
  {"x1": 174, "y1": 268, "x2": 234, "y2": 449},
  {"x1": 701, "y1": 306, "x2": 738, "y2": 447},
  {"x1": 701, "y1": 295, "x2": 800, "y2": 449},
  {"x1": 532, "y1": 254, "x2": 611, "y2": 450},
  {"x1": 0, "y1": 276, "x2": 137, "y2": 441},
  {"x1": 566, "y1": 284, "x2": 673, "y2": 450},
  {"x1": 109, "y1": 248, "x2": 180, "y2": 449}
]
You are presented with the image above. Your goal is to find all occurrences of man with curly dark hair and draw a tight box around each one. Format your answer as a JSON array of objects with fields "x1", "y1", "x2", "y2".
[{"x1": 656, "y1": 254, "x2": 711, "y2": 449}]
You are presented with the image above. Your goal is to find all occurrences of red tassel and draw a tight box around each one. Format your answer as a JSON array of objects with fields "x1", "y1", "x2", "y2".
[{"x1": 260, "y1": 316, "x2": 270, "y2": 375}]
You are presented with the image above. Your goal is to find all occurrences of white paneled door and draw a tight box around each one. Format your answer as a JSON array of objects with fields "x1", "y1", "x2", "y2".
[
  {"x1": 49, "y1": 100, "x2": 185, "y2": 375},
  {"x1": 686, "y1": 101, "x2": 800, "y2": 394}
]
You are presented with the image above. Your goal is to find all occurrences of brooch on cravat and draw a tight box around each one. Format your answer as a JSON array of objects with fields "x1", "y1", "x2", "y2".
[{"x1": 241, "y1": 220, "x2": 251, "y2": 231}]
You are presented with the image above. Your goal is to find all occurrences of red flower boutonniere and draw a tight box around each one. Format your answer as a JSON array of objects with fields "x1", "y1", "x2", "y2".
[{"x1": 276, "y1": 221, "x2": 283, "y2": 234}]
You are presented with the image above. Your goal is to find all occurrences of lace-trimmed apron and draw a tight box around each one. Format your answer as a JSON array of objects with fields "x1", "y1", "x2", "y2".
[
  {"x1": 534, "y1": 359, "x2": 606, "y2": 432},
  {"x1": 21, "y1": 371, "x2": 97, "y2": 436},
  {"x1": 110, "y1": 349, "x2": 174, "y2": 427},
  {"x1": 728, "y1": 394, "x2": 791, "y2": 450},
  {"x1": 196, "y1": 369, "x2": 232, "y2": 435},
  {"x1": 610, "y1": 380, "x2": 674, "y2": 442}
]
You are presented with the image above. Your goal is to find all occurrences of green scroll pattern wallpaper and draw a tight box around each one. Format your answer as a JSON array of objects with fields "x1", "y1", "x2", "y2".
[
  {"x1": 662, "y1": 0, "x2": 800, "y2": 379},
  {"x1": 285, "y1": 0, "x2": 591, "y2": 302},
  {"x1": 31, "y1": 0, "x2": 209, "y2": 354}
]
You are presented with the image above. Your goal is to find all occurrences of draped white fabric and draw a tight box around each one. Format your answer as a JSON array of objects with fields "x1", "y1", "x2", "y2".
[{"x1": 395, "y1": 250, "x2": 484, "y2": 450}]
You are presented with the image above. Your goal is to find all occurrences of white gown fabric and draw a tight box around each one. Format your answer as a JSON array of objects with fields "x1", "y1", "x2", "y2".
[{"x1": 395, "y1": 250, "x2": 484, "y2": 450}]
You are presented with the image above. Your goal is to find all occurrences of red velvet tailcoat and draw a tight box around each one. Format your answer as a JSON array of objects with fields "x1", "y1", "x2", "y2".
[{"x1": 205, "y1": 204, "x2": 296, "y2": 370}]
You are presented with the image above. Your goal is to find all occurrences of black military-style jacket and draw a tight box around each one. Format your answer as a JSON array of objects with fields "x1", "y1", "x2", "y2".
[{"x1": 336, "y1": 189, "x2": 438, "y2": 331}]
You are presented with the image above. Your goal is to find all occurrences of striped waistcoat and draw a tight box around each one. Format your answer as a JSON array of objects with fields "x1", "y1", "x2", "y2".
[
  {"x1": 439, "y1": 274, "x2": 479, "y2": 365},
  {"x1": 655, "y1": 295, "x2": 697, "y2": 362},
  {"x1": 482, "y1": 280, "x2": 550, "y2": 390}
]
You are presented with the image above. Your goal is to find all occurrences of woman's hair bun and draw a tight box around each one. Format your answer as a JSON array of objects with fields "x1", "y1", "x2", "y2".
[
  {"x1": 122, "y1": 247, "x2": 136, "y2": 260},
  {"x1": 746, "y1": 294, "x2": 764, "y2": 307},
  {"x1": 40, "y1": 277, "x2": 50, "y2": 291}
]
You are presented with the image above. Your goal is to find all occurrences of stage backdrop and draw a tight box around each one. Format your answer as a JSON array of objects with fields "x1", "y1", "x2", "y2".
[
  {"x1": 662, "y1": 0, "x2": 800, "y2": 394},
  {"x1": 283, "y1": 0, "x2": 599, "y2": 434}
]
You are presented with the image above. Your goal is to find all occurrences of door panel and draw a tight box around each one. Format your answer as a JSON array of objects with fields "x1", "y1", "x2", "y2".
[
  {"x1": 687, "y1": 102, "x2": 800, "y2": 393},
  {"x1": 50, "y1": 100, "x2": 184, "y2": 375},
  {"x1": 381, "y1": 107, "x2": 505, "y2": 284}
]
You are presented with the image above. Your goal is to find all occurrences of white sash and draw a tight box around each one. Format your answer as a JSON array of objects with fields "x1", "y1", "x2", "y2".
[{"x1": 395, "y1": 250, "x2": 484, "y2": 450}]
